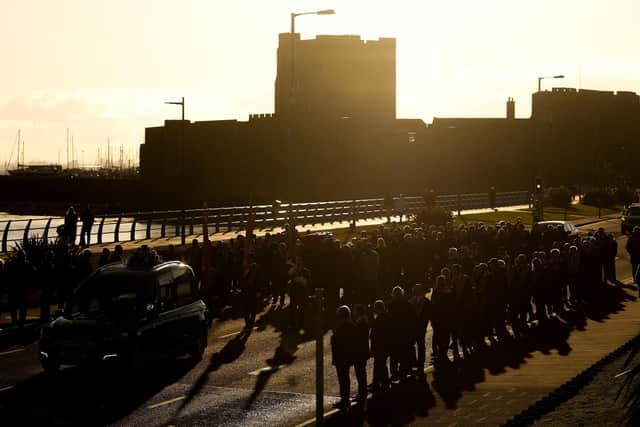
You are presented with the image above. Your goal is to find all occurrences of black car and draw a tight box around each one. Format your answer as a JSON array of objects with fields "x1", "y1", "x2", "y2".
[
  {"x1": 39, "y1": 261, "x2": 209, "y2": 372},
  {"x1": 621, "y1": 204, "x2": 640, "y2": 234}
]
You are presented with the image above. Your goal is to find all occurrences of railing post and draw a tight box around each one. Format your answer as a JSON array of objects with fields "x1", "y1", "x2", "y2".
[
  {"x1": 42, "y1": 217, "x2": 53, "y2": 242},
  {"x1": 215, "y1": 215, "x2": 220, "y2": 233},
  {"x1": 146, "y1": 219, "x2": 152, "y2": 240},
  {"x1": 457, "y1": 194, "x2": 462, "y2": 217},
  {"x1": 97, "y1": 217, "x2": 105, "y2": 244},
  {"x1": 314, "y1": 288, "x2": 324, "y2": 425},
  {"x1": 161, "y1": 219, "x2": 166, "y2": 238},
  {"x1": 351, "y1": 199, "x2": 357, "y2": 228},
  {"x1": 114, "y1": 216, "x2": 122, "y2": 243},
  {"x1": 23, "y1": 219, "x2": 32, "y2": 246},
  {"x1": 130, "y1": 218, "x2": 137, "y2": 241},
  {"x1": 2, "y1": 220, "x2": 11, "y2": 253},
  {"x1": 181, "y1": 210, "x2": 186, "y2": 245},
  {"x1": 189, "y1": 215, "x2": 194, "y2": 236}
]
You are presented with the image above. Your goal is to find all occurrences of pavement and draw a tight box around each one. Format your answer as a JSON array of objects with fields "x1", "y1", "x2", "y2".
[{"x1": 0, "y1": 217, "x2": 634, "y2": 426}]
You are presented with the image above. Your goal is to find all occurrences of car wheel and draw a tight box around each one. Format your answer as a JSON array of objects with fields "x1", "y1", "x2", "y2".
[
  {"x1": 190, "y1": 327, "x2": 207, "y2": 361},
  {"x1": 41, "y1": 355, "x2": 60, "y2": 374}
]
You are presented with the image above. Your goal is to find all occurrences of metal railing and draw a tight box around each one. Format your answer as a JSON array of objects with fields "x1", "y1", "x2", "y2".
[{"x1": 0, "y1": 191, "x2": 530, "y2": 253}]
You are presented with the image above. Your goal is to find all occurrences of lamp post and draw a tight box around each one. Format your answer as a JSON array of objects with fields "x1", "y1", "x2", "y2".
[
  {"x1": 289, "y1": 9, "x2": 335, "y2": 117},
  {"x1": 537, "y1": 75, "x2": 565, "y2": 92},
  {"x1": 165, "y1": 97, "x2": 187, "y2": 244}
]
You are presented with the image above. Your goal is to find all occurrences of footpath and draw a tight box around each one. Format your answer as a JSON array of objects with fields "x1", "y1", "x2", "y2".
[{"x1": 316, "y1": 244, "x2": 639, "y2": 426}]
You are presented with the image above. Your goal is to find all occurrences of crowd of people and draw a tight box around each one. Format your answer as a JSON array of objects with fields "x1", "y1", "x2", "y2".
[
  {"x1": 2, "y1": 202, "x2": 637, "y2": 410},
  {"x1": 182, "y1": 217, "x2": 626, "y2": 408}
]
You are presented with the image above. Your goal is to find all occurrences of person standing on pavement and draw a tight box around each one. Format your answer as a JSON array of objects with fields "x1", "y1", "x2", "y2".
[
  {"x1": 370, "y1": 300, "x2": 391, "y2": 392},
  {"x1": 604, "y1": 233, "x2": 618, "y2": 283},
  {"x1": 352, "y1": 304, "x2": 370, "y2": 402},
  {"x1": 6, "y1": 250, "x2": 35, "y2": 328},
  {"x1": 626, "y1": 226, "x2": 640, "y2": 287},
  {"x1": 331, "y1": 305, "x2": 358, "y2": 409},
  {"x1": 388, "y1": 285, "x2": 417, "y2": 381},
  {"x1": 409, "y1": 283, "x2": 431, "y2": 374},
  {"x1": 79, "y1": 205, "x2": 95, "y2": 247},
  {"x1": 64, "y1": 206, "x2": 78, "y2": 246}
]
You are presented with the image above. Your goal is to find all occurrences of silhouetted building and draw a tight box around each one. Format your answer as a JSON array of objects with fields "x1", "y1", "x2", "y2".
[{"x1": 139, "y1": 31, "x2": 640, "y2": 208}]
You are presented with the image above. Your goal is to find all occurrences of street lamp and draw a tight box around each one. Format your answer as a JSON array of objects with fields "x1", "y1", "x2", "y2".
[
  {"x1": 290, "y1": 9, "x2": 335, "y2": 34},
  {"x1": 289, "y1": 9, "x2": 335, "y2": 118},
  {"x1": 165, "y1": 97, "x2": 187, "y2": 244},
  {"x1": 537, "y1": 75, "x2": 564, "y2": 92}
]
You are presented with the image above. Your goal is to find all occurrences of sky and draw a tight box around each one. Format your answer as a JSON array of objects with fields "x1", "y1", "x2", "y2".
[{"x1": 1, "y1": 0, "x2": 639, "y2": 170}]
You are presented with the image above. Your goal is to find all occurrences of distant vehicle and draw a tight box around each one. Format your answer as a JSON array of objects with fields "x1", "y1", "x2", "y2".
[
  {"x1": 39, "y1": 261, "x2": 209, "y2": 372},
  {"x1": 532, "y1": 220, "x2": 579, "y2": 238},
  {"x1": 621, "y1": 204, "x2": 640, "y2": 234}
]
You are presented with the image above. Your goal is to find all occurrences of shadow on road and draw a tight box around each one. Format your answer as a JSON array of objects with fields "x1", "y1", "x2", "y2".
[{"x1": 0, "y1": 357, "x2": 197, "y2": 425}]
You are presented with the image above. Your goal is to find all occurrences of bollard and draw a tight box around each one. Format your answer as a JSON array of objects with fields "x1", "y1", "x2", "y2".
[
  {"x1": 315, "y1": 288, "x2": 324, "y2": 426},
  {"x1": 181, "y1": 211, "x2": 186, "y2": 245}
]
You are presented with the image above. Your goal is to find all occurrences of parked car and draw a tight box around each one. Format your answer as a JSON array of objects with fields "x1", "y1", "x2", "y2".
[
  {"x1": 621, "y1": 204, "x2": 640, "y2": 234},
  {"x1": 39, "y1": 261, "x2": 209, "y2": 372},
  {"x1": 532, "y1": 220, "x2": 579, "y2": 238}
]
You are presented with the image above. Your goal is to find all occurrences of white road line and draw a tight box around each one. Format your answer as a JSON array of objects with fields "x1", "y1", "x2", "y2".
[
  {"x1": 0, "y1": 385, "x2": 15, "y2": 392},
  {"x1": 216, "y1": 330, "x2": 242, "y2": 339},
  {"x1": 248, "y1": 365, "x2": 287, "y2": 376},
  {"x1": 0, "y1": 348, "x2": 25, "y2": 357},
  {"x1": 147, "y1": 396, "x2": 186, "y2": 409}
]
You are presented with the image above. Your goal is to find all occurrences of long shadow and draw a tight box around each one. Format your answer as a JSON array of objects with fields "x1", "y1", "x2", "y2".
[
  {"x1": 0, "y1": 357, "x2": 196, "y2": 425},
  {"x1": 173, "y1": 331, "x2": 251, "y2": 418},
  {"x1": 326, "y1": 283, "x2": 635, "y2": 426}
]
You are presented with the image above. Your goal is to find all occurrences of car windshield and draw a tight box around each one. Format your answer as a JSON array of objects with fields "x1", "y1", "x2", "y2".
[
  {"x1": 67, "y1": 273, "x2": 155, "y2": 319},
  {"x1": 626, "y1": 207, "x2": 640, "y2": 216}
]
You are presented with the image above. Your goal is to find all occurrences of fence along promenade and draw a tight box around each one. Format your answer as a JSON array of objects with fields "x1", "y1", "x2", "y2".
[{"x1": 0, "y1": 191, "x2": 530, "y2": 253}]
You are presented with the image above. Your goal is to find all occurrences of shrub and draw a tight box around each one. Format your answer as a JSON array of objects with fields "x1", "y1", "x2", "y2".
[
  {"x1": 411, "y1": 206, "x2": 453, "y2": 227},
  {"x1": 614, "y1": 188, "x2": 635, "y2": 206},
  {"x1": 582, "y1": 190, "x2": 615, "y2": 208}
]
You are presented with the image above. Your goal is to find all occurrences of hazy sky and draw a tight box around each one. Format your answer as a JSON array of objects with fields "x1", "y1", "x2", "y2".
[{"x1": 2, "y1": 0, "x2": 639, "y2": 169}]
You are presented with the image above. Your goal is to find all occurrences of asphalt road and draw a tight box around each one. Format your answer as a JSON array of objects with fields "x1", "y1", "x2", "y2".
[{"x1": 0, "y1": 217, "x2": 627, "y2": 426}]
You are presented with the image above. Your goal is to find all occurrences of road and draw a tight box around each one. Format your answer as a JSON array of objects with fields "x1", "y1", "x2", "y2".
[{"x1": 0, "y1": 217, "x2": 627, "y2": 426}]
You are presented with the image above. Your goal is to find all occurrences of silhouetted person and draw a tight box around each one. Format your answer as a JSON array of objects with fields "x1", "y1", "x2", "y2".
[
  {"x1": 64, "y1": 206, "x2": 78, "y2": 245},
  {"x1": 626, "y1": 226, "x2": 640, "y2": 286},
  {"x1": 604, "y1": 233, "x2": 617, "y2": 283},
  {"x1": 0, "y1": 259, "x2": 5, "y2": 323},
  {"x1": 409, "y1": 283, "x2": 431, "y2": 373},
  {"x1": 241, "y1": 262, "x2": 258, "y2": 329},
  {"x1": 289, "y1": 259, "x2": 309, "y2": 330},
  {"x1": 352, "y1": 304, "x2": 370, "y2": 402},
  {"x1": 110, "y1": 244, "x2": 123, "y2": 263},
  {"x1": 389, "y1": 285, "x2": 416, "y2": 381},
  {"x1": 187, "y1": 239, "x2": 202, "y2": 280},
  {"x1": 384, "y1": 193, "x2": 394, "y2": 223},
  {"x1": 370, "y1": 299, "x2": 391, "y2": 391},
  {"x1": 79, "y1": 205, "x2": 94, "y2": 247},
  {"x1": 488, "y1": 186, "x2": 496, "y2": 210},
  {"x1": 98, "y1": 248, "x2": 111, "y2": 267},
  {"x1": 395, "y1": 194, "x2": 408, "y2": 223},
  {"x1": 331, "y1": 305, "x2": 358, "y2": 409},
  {"x1": 6, "y1": 251, "x2": 34, "y2": 328}
]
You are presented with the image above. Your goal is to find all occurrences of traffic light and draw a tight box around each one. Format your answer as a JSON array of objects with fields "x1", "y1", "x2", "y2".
[{"x1": 535, "y1": 177, "x2": 543, "y2": 193}]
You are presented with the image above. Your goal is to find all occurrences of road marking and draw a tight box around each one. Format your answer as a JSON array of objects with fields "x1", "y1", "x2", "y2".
[
  {"x1": 147, "y1": 396, "x2": 186, "y2": 409},
  {"x1": 0, "y1": 385, "x2": 15, "y2": 392},
  {"x1": 248, "y1": 364, "x2": 287, "y2": 376},
  {"x1": 0, "y1": 348, "x2": 25, "y2": 357},
  {"x1": 215, "y1": 326, "x2": 257, "y2": 339}
]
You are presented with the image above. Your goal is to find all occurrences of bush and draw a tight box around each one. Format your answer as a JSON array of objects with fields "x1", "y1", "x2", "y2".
[
  {"x1": 411, "y1": 206, "x2": 453, "y2": 227},
  {"x1": 614, "y1": 188, "x2": 635, "y2": 206},
  {"x1": 547, "y1": 187, "x2": 571, "y2": 209},
  {"x1": 582, "y1": 190, "x2": 615, "y2": 208}
]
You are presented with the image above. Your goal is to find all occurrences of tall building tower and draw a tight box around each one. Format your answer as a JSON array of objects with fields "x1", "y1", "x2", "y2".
[
  {"x1": 275, "y1": 33, "x2": 396, "y2": 122},
  {"x1": 506, "y1": 97, "x2": 515, "y2": 120}
]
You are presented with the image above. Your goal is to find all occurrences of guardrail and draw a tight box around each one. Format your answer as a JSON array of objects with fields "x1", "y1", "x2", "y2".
[{"x1": 0, "y1": 191, "x2": 530, "y2": 253}]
